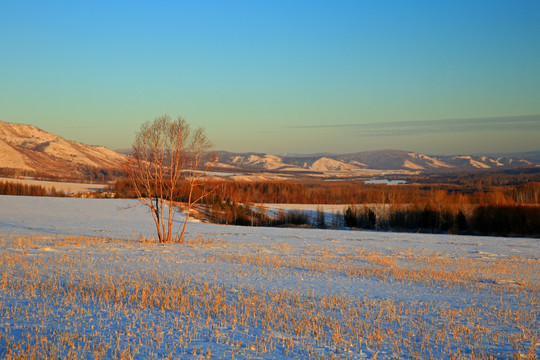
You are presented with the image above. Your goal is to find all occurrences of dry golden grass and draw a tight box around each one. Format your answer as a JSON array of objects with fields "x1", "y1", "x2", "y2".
[{"x1": 0, "y1": 234, "x2": 538, "y2": 359}]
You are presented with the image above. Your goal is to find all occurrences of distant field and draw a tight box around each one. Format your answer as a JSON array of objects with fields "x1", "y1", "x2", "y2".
[
  {"x1": 255, "y1": 203, "x2": 390, "y2": 223},
  {"x1": 257, "y1": 203, "x2": 390, "y2": 213},
  {"x1": 0, "y1": 196, "x2": 538, "y2": 359},
  {"x1": 0, "y1": 177, "x2": 109, "y2": 194},
  {"x1": 257, "y1": 203, "x2": 350, "y2": 213}
]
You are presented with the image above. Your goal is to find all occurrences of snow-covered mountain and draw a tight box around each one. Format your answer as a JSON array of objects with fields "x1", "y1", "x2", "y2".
[
  {"x1": 0, "y1": 121, "x2": 126, "y2": 178},
  {"x1": 210, "y1": 149, "x2": 539, "y2": 176},
  {"x1": 1, "y1": 120, "x2": 537, "y2": 180}
]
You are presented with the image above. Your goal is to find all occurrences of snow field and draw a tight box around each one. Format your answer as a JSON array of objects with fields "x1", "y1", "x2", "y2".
[{"x1": 0, "y1": 196, "x2": 539, "y2": 359}]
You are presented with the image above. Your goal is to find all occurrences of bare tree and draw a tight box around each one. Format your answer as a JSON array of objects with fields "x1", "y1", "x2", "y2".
[{"x1": 124, "y1": 115, "x2": 214, "y2": 243}]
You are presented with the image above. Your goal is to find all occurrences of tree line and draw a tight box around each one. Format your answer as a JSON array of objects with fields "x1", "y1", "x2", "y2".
[
  {"x1": 0, "y1": 180, "x2": 66, "y2": 197},
  {"x1": 0, "y1": 167, "x2": 123, "y2": 183},
  {"x1": 114, "y1": 178, "x2": 540, "y2": 206},
  {"x1": 112, "y1": 177, "x2": 540, "y2": 237},
  {"x1": 197, "y1": 201, "x2": 539, "y2": 238},
  {"x1": 3, "y1": 172, "x2": 537, "y2": 237}
]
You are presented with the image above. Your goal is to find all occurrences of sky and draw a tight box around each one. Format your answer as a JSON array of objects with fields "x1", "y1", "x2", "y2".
[{"x1": 1, "y1": 1, "x2": 539, "y2": 155}]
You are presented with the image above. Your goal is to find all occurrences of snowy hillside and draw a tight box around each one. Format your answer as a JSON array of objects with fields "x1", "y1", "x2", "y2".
[
  {"x1": 211, "y1": 149, "x2": 539, "y2": 178},
  {"x1": 1, "y1": 120, "x2": 537, "y2": 181},
  {"x1": 0, "y1": 121, "x2": 126, "y2": 177},
  {"x1": 0, "y1": 196, "x2": 538, "y2": 359}
]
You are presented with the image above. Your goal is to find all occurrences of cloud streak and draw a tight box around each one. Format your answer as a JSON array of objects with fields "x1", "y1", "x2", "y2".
[{"x1": 287, "y1": 115, "x2": 540, "y2": 137}]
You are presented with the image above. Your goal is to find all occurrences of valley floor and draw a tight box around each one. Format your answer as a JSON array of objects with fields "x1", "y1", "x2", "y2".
[{"x1": 0, "y1": 195, "x2": 538, "y2": 359}]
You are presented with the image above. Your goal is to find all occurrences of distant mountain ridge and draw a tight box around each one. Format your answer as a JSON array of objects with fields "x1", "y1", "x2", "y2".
[
  {"x1": 0, "y1": 121, "x2": 538, "y2": 180},
  {"x1": 210, "y1": 149, "x2": 539, "y2": 177},
  {"x1": 0, "y1": 121, "x2": 126, "y2": 178}
]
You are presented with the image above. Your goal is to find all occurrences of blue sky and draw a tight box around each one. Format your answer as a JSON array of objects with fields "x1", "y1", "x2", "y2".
[{"x1": 1, "y1": 1, "x2": 539, "y2": 155}]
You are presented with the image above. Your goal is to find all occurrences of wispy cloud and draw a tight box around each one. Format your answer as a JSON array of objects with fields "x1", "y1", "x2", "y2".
[{"x1": 287, "y1": 115, "x2": 540, "y2": 137}]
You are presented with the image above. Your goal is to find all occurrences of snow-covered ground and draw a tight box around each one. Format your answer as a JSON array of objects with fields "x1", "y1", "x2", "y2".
[
  {"x1": 0, "y1": 195, "x2": 538, "y2": 359},
  {"x1": 363, "y1": 179, "x2": 407, "y2": 185}
]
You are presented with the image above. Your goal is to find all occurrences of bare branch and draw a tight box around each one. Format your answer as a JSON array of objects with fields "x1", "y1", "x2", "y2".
[{"x1": 124, "y1": 115, "x2": 213, "y2": 243}]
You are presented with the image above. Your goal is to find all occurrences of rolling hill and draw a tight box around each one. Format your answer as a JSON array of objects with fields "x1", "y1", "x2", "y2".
[
  {"x1": 0, "y1": 121, "x2": 126, "y2": 179},
  {"x1": 209, "y1": 149, "x2": 538, "y2": 178},
  {"x1": 1, "y1": 120, "x2": 538, "y2": 181}
]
